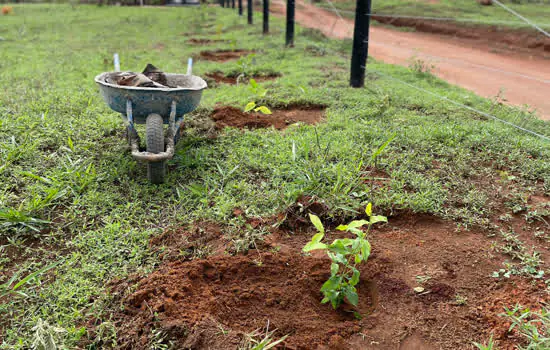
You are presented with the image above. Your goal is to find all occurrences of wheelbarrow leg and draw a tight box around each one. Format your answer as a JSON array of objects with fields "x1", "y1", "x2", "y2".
[{"x1": 124, "y1": 101, "x2": 140, "y2": 148}]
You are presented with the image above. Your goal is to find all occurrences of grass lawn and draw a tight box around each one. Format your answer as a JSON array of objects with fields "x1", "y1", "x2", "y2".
[
  {"x1": 0, "y1": 3, "x2": 549, "y2": 349},
  {"x1": 314, "y1": 0, "x2": 550, "y2": 31}
]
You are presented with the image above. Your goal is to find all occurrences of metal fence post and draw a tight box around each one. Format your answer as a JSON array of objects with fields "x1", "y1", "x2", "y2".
[
  {"x1": 263, "y1": 0, "x2": 269, "y2": 34},
  {"x1": 247, "y1": 0, "x2": 253, "y2": 24},
  {"x1": 238, "y1": 0, "x2": 243, "y2": 15},
  {"x1": 285, "y1": 0, "x2": 295, "y2": 46},
  {"x1": 350, "y1": 0, "x2": 371, "y2": 87}
]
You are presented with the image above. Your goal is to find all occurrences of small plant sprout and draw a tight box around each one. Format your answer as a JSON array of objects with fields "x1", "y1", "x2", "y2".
[
  {"x1": 244, "y1": 102, "x2": 272, "y2": 115},
  {"x1": 473, "y1": 333, "x2": 496, "y2": 350},
  {"x1": 303, "y1": 203, "x2": 387, "y2": 309}
]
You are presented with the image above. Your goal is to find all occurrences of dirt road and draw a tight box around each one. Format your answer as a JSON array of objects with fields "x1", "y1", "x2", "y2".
[{"x1": 270, "y1": 0, "x2": 550, "y2": 120}]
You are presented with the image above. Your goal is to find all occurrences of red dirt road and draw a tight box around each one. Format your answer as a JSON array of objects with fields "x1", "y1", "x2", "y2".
[{"x1": 271, "y1": 0, "x2": 550, "y2": 120}]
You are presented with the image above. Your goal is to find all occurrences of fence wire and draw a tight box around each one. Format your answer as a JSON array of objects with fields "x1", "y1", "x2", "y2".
[
  {"x1": 299, "y1": 3, "x2": 550, "y2": 142},
  {"x1": 315, "y1": 4, "x2": 550, "y2": 29},
  {"x1": 219, "y1": 2, "x2": 550, "y2": 143},
  {"x1": 492, "y1": 0, "x2": 550, "y2": 38},
  {"x1": 321, "y1": 0, "x2": 550, "y2": 85}
]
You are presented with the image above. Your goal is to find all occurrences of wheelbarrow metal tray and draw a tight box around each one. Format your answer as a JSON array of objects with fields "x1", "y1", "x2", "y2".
[{"x1": 95, "y1": 72, "x2": 207, "y2": 123}]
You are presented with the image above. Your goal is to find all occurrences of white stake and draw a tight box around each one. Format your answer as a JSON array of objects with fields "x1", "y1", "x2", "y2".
[
  {"x1": 113, "y1": 53, "x2": 120, "y2": 72},
  {"x1": 186, "y1": 57, "x2": 193, "y2": 75}
]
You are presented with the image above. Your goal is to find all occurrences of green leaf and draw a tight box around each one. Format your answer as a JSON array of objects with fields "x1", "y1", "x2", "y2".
[
  {"x1": 365, "y1": 203, "x2": 372, "y2": 217},
  {"x1": 328, "y1": 240, "x2": 348, "y2": 255},
  {"x1": 346, "y1": 220, "x2": 369, "y2": 229},
  {"x1": 254, "y1": 106, "x2": 272, "y2": 115},
  {"x1": 336, "y1": 224, "x2": 348, "y2": 231},
  {"x1": 67, "y1": 136, "x2": 74, "y2": 152},
  {"x1": 332, "y1": 253, "x2": 347, "y2": 264},
  {"x1": 344, "y1": 288, "x2": 359, "y2": 306},
  {"x1": 339, "y1": 238, "x2": 354, "y2": 246},
  {"x1": 369, "y1": 215, "x2": 387, "y2": 225},
  {"x1": 309, "y1": 213, "x2": 324, "y2": 234},
  {"x1": 330, "y1": 263, "x2": 339, "y2": 276},
  {"x1": 361, "y1": 240, "x2": 371, "y2": 261},
  {"x1": 371, "y1": 134, "x2": 396, "y2": 162},
  {"x1": 350, "y1": 269, "x2": 360, "y2": 286},
  {"x1": 249, "y1": 78, "x2": 258, "y2": 88},
  {"x1": 12, "y1": 261, "x2": 60, "y2": 291},
  {"x1": 321, "y1": 276, "x2": 342, "y2": 292},
  {"x1": 311, "y1": 232, "x2": 324, "y2": 244},
  {"x1": 244, "y1": 101, "x2": 256, "y2": 112},
  {"x1": 303, "y1": 242, "x2": 327, "y2": 252}
]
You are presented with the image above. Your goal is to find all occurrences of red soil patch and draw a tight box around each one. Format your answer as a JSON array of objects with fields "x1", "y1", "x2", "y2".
[
  {"x1": 117, "y1": 253, "x2": 377, "y2": 349},
  {"x1": 111, "y1": 211, "x2": 546, "y2": 349},
  {"x1": 198, "y1": 49, "x2": 255, "y2": 62},
  {"x1": 205, "y1": 71, "x2": 280, "y2": 85},
  {"x1": 186, "y1": 38, "x2": 228, "y2": 45},
  {"x1": 211, "y1": 105, "x2": 325, "y2": 130}
]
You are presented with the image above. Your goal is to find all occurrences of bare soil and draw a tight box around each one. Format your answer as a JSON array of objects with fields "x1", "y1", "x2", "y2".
[
  {"x1": 210, "y1": 105, "x2": 325, "y2": 130},
  {"x1": 111, "y1": 208, "x2": 548, "y2": 349},
  {"x1": 187, "y1": 38, "x2": 229, "y2": 45},
  {"x1": 205, "y1": 71, "x2": 281, "y2": 85},
  {"x1": 198, "y1": 49, "x2": 255, "y2": 62}
]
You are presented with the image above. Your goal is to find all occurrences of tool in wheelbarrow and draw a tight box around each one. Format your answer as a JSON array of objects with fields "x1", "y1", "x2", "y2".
[{"x1": 95, "y1": 64, "x2": 207, "y2": 184}]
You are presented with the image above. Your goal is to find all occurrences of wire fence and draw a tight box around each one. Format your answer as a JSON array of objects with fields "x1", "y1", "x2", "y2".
[
  {"x1": 216, "y1": 0, "x2": 550, "y2": 142},
  {"x1": 318, "y1": 0, "x2": 550, "y2": 85},
  {"x1": 314, "y1": 4, "x2": 550, "y2": 29}
]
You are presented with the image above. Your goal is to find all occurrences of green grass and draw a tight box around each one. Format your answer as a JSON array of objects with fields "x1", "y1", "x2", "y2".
[
  {"x1": 0, "y1": 4, "x2": 549, "y2": 348},
  {"x1": 314, "y1": 0, "x2": 550, "y2": 31}
]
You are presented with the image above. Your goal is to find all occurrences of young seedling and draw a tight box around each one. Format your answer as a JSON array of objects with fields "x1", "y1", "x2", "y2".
[
  {"x1": 244, "y1": 102, "x2": 271, "y2": 115},
  {"x1": 303, "y1": 203, "x2": 387, "y2": 309}
]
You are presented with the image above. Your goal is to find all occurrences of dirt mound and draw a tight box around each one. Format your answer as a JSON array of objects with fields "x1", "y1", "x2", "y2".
[
  {"x1": 211, "y1": 105, "x2": 325, "y2": 130},
  {"x1": 111, "y1": 210, "x2": 548, "y2": 349},
  {"x1": 187, "y1": 38, "x2": 228, "y2": 45},
  {"x1": 205, "y1": 71, "x2": 281, "y2": 85},
  {"x1": 198, "y1": 49, "x2": 255, "y2": 62},
  {"x1": 116, "y1": 253, "x2": 377, "y2": 349}
]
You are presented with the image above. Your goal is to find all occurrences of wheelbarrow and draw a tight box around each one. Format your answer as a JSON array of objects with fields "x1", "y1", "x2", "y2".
[{"x1": 95, "y1": 72, "x2": 207, "y2": 184}]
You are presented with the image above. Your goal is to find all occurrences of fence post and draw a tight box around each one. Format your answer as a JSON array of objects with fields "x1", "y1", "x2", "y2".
[
  {"x1": 263, "y1": 0, "x2": 269, "y2": 34},
  {"x1": 238, "y1": 0, "x2": 243, "y2": 16},
  {"x1": 285, "y1": 0, "x2": 295, "y2": 46},
  {"x1": 350, "y1": 0, "x2": 371, "y2": 87},
  {"x1": 247, "y1": 0, "x2": 253, "y2": 24}
]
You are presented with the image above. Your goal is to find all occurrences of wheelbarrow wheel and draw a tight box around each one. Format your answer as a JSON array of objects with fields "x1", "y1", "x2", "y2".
[{"x1": 146, "y1": 114, "x2": 166, "y2": 184}]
